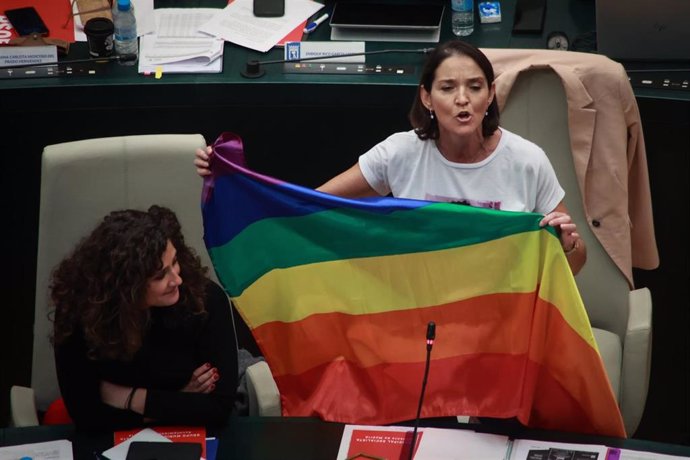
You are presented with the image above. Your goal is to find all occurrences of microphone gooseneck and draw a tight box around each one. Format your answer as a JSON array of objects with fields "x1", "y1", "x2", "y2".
[
  {"x1": 408, "y1": 321, "x2": 435, "y2": 460},
  {"x1": 241, "y1": 47, "x2": 433, "y2": 78}
]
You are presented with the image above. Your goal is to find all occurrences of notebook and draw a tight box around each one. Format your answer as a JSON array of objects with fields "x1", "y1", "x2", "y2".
[{"x1": 595, "y1": 0, "x2": 690, "y2": 60}]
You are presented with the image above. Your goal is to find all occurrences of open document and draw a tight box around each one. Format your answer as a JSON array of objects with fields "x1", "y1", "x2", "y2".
[
  {"x1": 138, "y1": 8, "x2": 224, "y2": 74},
  {"x1": 337, "y1": 425, "x2": 510, "y2": 460},
  {"x1": 199, "y1": 0, "x2": 323, "y2": 53}
]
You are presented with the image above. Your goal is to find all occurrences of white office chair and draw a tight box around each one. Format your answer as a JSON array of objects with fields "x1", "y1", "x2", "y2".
[
  {"x1": 499, "y1": 68, "x2": 653, "y2": 436},
  {"x1": 10, "y1": 133, "x2": 279, "y2": 426}
]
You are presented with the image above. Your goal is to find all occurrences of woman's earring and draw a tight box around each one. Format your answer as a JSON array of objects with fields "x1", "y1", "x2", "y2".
[
  {"x1": 485, "y1": 111, "x2": 489, "y2": 116},
  {"x1": 429, "y1": 109, "x2": 435, "y2": 120}
]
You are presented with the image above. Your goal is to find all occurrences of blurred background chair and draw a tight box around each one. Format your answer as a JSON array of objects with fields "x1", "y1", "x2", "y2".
[
  {"x1": 500, "y1": 68, "x2": 653, "y2": 436},
  {"x1": 10, "y1": 133, "x2": 279, "y2": 426}
]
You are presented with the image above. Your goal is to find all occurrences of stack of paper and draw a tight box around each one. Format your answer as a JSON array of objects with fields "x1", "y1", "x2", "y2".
[
  {"x1": 138, "y1": 8, "x2": 224, "y2": 74},
  {"x1": 199, "y1": 0, "x2": 323, "y2": 53}
]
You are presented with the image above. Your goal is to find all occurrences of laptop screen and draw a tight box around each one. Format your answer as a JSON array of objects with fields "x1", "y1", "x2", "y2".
[{"x1": 330, "y1": 2, "x2": 445, "y2": 30}]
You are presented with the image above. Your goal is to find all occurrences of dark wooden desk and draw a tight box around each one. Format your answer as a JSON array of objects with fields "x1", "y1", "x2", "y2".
[
  {"x1": 1, "y1": 0, "x2": 687, "y2": 445},
  {"x1": 2, "y1": 417, "x2": 690, "y2": 460}
]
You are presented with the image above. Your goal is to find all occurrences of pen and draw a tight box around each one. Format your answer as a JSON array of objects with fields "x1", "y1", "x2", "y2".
[{"x1": 303, "y1": 13, "x2": 329, "y2": 34}]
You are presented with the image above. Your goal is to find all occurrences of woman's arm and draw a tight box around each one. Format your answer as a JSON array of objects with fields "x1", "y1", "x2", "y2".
[
  {"x1": 54, "y1": 329, "x2": 143, "y2": 431},
  {"x1": 195, "y1": 146, "x2": 378, "y2": 199},
  {"x1": 540, "y1": 200, "x2": 587, "y2": 275},
  {"x1": 316, "y1": 163, "x2": 380, "y2": 198},
  {"x1": 142, "y1": 282, "x2": 239, "y2": 426}
]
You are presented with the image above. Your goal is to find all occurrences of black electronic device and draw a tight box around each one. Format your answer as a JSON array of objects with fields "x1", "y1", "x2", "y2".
[
  {"x1": 5, "y1": 7, "x2": 49, "y2": 36},
  {"x1": 512, "y1": 0, "x2": 546, "y2": 34},
  {"x1": 330, "y1": 1, "x2": 444, "y2": 30},
  {"x1": 125, "y1": 441, "x2": 202, "y2": 460},
  {"x1": 253, "y1": 0, "x2": 285, "y2": 17},
  {"x1": 241, "y1": 47, "x2": 431, "y2": 78}
]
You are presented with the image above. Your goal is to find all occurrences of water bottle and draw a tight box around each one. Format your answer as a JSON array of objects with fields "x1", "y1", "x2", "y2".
[
  {"x1": 451, "y1": 0, "x2": 474, "y2": 36},
  {"x1": 112, "y1": 0, "x2": 138, "y2": 64}
]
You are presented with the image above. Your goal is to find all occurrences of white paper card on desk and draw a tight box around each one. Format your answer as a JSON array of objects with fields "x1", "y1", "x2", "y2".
[
  {"x1": 0, "y1": 439, "x2": 73, "y2": 460},
  {"x1": 0, "y1": 45, "x2": 57, "y2": 68},
  {"x1": 198, "y1": 0, "x2": 323, "y2": 53},
  {"x1": 284, "y1": 41, "x2": 365, "y2": 63},
  {"x1": 102, "y1": 427, "x2": 171, "y2": 460}
]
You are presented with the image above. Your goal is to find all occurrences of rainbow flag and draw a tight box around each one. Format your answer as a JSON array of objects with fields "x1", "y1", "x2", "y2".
[{"x1": 202, "y1": 132, "x2": 625, "y2": 437}]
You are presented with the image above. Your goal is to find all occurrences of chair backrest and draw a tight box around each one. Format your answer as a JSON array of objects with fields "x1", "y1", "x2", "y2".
[
  {"x1": 500, "y1": 69, "x2": 630, "y2": 340},
  {"x1": 32, "y1": 134, "x2": 210, "y2": 412}
]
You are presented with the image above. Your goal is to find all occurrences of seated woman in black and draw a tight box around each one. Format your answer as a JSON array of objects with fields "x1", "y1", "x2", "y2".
[{"x1": 52, "y1": 205, "x2": 237, "y2": 431}]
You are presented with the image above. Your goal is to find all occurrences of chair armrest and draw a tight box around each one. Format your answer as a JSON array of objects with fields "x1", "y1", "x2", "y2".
[
  {"x1": 10, "y1": 385, "x2": 40, "y2": 427},
  {"x1": 620, "y1": 287, "x2": 653, "y2": 436},
  {"x1": 245, "y1": 361, "x2": 281, "y2": 417}
]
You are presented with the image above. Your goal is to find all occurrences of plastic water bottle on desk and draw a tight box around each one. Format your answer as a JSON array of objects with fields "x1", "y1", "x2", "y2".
[
  {"x1": 112, "y1": 0, "x2": 138, "y2": 64},
  {"x1": 451, "y1": 0, "x2": 474, "y2": 36}
]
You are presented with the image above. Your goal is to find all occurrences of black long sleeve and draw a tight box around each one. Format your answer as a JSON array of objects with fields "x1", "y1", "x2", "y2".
[{"x1": 54, "y1": 281, "x2": 238, "y2": 431}]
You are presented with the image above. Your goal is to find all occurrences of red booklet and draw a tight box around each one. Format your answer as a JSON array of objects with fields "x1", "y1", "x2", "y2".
[
  {"x1": 346, "y1": 428, "x2": 423, "y2": 460},
  {"x1": 114, "y1": 426, "x2": 207, "y2": 459}
]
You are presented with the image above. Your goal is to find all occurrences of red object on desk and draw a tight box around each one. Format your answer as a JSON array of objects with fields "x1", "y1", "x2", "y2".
[
  {"x1": 347, "y1": 429, "x2": 423, "y2": 460},
  {"x1": 0, "y1": 0, "x2": 75, "y2": 44},
  {"x1": 43, "y1": 398, "x2": 74, "y2": 425},
  {"x1": 275, "y1": 20, "x2": 305, "y2": 47}
]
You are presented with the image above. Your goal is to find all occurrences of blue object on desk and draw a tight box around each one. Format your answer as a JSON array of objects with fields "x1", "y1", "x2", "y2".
[{"x1": 304, "y1": 13, "x2": 329, "y2": 34}]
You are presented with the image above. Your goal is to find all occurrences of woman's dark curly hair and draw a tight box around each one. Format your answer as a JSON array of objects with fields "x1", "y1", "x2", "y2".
[
  {"x1": 51, "y1": 205, "x2": 208, "y2": 361},
  {"x1": 409, "y1": 40, "x2": 500, "y2": 140}
]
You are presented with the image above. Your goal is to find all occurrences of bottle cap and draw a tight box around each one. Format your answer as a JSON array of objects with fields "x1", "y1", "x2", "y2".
[{"x1": 117, "y1": 0, "x2": 131, "y2": 11}]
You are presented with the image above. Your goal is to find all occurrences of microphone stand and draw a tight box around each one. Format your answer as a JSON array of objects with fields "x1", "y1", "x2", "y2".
[
  {"x1": 408, "y1": 322, "x2": 435, "y2": 460},
  {"x1": 241, "y1": 47, "x2": 432, "y2": 78}
]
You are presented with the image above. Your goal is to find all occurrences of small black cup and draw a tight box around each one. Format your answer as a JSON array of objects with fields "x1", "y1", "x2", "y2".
[{"x1": 84, "y1": 17, "x2": 114, "y2": 58}]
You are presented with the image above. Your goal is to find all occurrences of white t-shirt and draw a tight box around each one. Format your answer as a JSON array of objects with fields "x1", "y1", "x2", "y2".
[{"x1": 358, "y1": 128, "x2": 564, "y2": 214}]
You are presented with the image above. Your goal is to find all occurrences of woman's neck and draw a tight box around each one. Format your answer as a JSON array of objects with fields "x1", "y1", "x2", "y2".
[{"x1": 436, "y1": 128, "x2": 501, "y2": 163}]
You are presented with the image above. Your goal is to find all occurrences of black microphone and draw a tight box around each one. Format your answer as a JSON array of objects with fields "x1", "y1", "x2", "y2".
[
  {"x1": 426, "y1": 321, "x2": 436, "y2": 349},
  {"x1": 1, "y1": 53, "x2": 137, "y2": 70},
  {"x1": 408, "y1": 321, "x2": 435, "y2": 460},
  {"x1": 241, "y1": 47, "x2": 433, "y2": 78}
]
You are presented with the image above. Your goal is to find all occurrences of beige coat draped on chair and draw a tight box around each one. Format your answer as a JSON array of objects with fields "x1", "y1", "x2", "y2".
[{"x1": 483, "y1": 48, "x2": 659, "y2": 288}]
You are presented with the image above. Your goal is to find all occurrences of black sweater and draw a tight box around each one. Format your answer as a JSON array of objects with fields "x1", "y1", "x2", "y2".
[{"x1": 54, "y1": 281, "x2": 238, "y2": 431}]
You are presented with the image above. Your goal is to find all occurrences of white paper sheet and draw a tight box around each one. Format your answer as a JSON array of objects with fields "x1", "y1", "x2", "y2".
[
  {"x1": 199, "y1": 0, "x2": 323, "y2": 53},
  {"x1": 155, "y1": 8, "x2": 220, "y2": 38},
  {"x1": 0, "y1": 439, "x2": 73, "y2": 460},
  {"x1": 101, "y1": 427, "x2": 171, "y2": 460}
]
